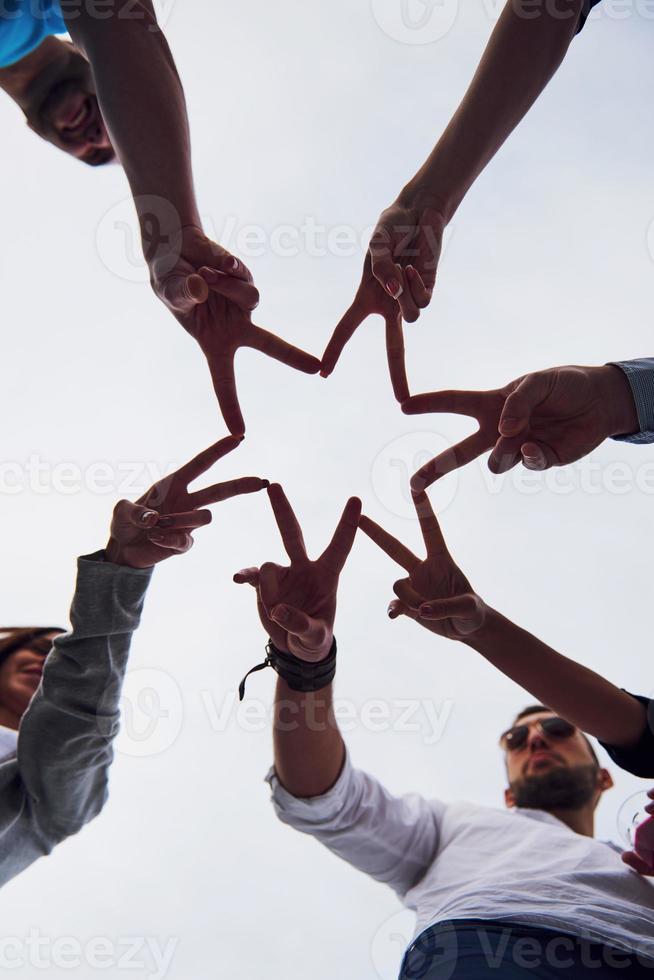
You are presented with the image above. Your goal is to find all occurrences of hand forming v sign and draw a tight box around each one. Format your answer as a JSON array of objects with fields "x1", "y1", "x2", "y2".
[
  {"x1": 235, "y1": 484, "x2": 361, "y2": 662},
  {"x1": 320, "y1": 206, "x2": 445, "y2": 403},
  {"x1": 106, "y1": 435, "x2": 268, "y2": 569},
  {"x1": 403, "y1": 364, "x2": 639, "y2": 492},
  {"x1": 360, "y1": 491, "x2": 486, "y2": 640},
  {"x1": 152, "y1": 228, "x2": 321, "y2": 437}
]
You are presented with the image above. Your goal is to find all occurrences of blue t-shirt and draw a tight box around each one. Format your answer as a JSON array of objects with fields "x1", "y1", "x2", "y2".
[{"x1": 0, "y1": 0, "x2": 66, "y2": 69}]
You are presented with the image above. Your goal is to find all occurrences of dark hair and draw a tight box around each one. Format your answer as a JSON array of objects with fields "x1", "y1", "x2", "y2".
[
  {"x1": 512, "y1": 704, "x2": 600, "y2": 767},
  {"x1": 0, "y1": 628, "x2": 65, "y2": 667}
]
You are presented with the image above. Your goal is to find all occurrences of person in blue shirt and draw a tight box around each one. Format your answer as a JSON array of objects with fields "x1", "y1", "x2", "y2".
[
  {"x1": 0, "y1": 0, "x2": 112, "y2": 165},
  {"x1": 0, "y1": 1, "x2": 322, "y2": 435}
]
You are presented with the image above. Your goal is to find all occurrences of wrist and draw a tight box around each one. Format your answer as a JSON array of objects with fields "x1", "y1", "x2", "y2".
[
  {"x1": 397, "y1": 176, "x2": 452, "y2": 224},
  {"x1": 595, "y1": 365, "x2": 639, "y2": 438},
  {"x1": 461, "y1": 605, "x2": 502, "y2": 653}
]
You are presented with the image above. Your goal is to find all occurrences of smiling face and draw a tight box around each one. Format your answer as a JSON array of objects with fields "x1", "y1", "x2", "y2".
[
  {"x1": 502, "y1": 708, "x2": 612, "y2": 813},
  {"x1": 21, "y1": 40, "x2": 114, "y2": 166},
  {"x1": 0, "y1": 631, "x2": 59, "y2": 727}
]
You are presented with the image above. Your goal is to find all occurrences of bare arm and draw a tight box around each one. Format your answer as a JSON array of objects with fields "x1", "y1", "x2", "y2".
[
  {"x1": 465, "y1": 609, "x2": 648, "y2": 750},
  {"x1": 404, "y1": 0, "x2": 586, "y2": 219},
  {"x1": 273, "y1": 680, "x2": 345, "y2": 799},
  {"x1": 62, "y1": 0, "x2": 200, "y2": 242}
]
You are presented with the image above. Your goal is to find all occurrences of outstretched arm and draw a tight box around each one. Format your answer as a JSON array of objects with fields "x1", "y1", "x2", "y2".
[
  {"x1": 323, "y1": 0, "x2": 592, "y2": 376},
  {"x1": 62, "y1": 0, "x2": 199, "y2": 242},
  {"x1": 361, "y1": 491, "x2": 649, "y2": 758},
  {"x1": 403, "y1": 0, "x2": 589, "y2": 224}
]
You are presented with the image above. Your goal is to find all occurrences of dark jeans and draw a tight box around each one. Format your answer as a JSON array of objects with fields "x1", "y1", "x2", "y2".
[{"x1": 399, "y1": 920, "x2": 654, "y2": 979}]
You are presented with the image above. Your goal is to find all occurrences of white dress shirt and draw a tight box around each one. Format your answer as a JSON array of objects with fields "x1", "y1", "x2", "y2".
[{"x1": 267, "y1": 754, "x2": 654, "y2": 960}]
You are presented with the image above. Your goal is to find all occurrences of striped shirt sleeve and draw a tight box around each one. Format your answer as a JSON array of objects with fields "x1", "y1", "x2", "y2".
[{"x1": 610, "y1": 359, "x2": 654, "y2": 444}]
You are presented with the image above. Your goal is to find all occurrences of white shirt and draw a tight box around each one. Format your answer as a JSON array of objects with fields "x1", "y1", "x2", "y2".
[
  {"x1": 267, "y1": 755, "x2": 654, "y2": 959},
  {"x1": 0, "y1": 726, "x2": 18, "y2": 765}
]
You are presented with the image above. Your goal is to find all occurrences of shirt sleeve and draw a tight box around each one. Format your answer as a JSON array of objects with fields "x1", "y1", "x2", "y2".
[
  {"x1": 577, "y1": 0, "x2": 603, "y2": 33},
  {"x1": 609, "y1": 359, "x2": 654, "y2": 444},
  {"x1": 599, "y1": 693, "x2": 654, "y2": 779},
  {"x1": 266, "y1": 754, "x2": 444, "y2": 899},
  {"x1": 0, "y1": 551, "x2": 153, "y2": 886}
]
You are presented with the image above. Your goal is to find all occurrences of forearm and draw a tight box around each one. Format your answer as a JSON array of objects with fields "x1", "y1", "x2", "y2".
[
  {"x1": 273, "y1": 679, "x2": 345, "y2": 799},
  {"x1": 465, "y1": 608, "x2": 647, "y2": 749},
  {"x1": 63, "y1": 1, "x2": 201, "y2": 241},
  {"x1": 18, "y1": 551, "x2": 153, "y2": 837},
  {"x1": 402, "y1": 0, "x2": 584, "y2": 220}
]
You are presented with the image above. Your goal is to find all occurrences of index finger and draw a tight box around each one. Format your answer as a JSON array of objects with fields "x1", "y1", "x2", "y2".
[
  {"x1": 190, "y1": 477, "x2": 269, "y2": 508},
  {"x1": 410, "y1": 430, "x2": 493, "y2": 493},
  {"x1": 267, "y1": 484, "x2": 308, "y2": 562},
  {"x1": 385, "y1": 315, "x2": 409, "y2": 403},
  {"x1": 359, "y1": 515, "x2": 419, "y2": 572},
  {"x1": 412, "y1": 491, "x2": 449, "y2": 557},
  {"x1": 176, "y1": 435, "x2": 243, "y2": 486},
  {"x1": 207, "y1": 351, "x2": 245, "y2": 437},
  {"x1": 320, "y1": 497, "x2": 362, "y2": 573},
  {"x1": 246, "y1": 326, "x2": 321, "y2": 374},
  {"x1": 320, "y1": 301, "x2": 366, "y2": 378},
  {"x1": 402, "y1": 390, "x2": 486, "y2": 419}
]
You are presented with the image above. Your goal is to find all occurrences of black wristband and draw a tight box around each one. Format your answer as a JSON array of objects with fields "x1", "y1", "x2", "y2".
[{"x1": 238, "y1": 638, "x2": 337, "y2": 701}]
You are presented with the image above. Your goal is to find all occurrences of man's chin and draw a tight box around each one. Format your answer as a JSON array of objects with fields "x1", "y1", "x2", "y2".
[{"x1": 511, "y1": 763, "x2": 599, "y2": 812}]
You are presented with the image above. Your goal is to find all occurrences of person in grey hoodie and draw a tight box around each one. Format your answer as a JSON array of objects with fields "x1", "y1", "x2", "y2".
[{"x1": 0, "y1": 434, "x2": 267, "y2": 886}]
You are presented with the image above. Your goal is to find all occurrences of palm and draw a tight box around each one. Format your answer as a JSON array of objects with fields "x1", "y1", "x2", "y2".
[
  {"x1": 109, "y1": 436, "x2": 267, "y2": 568},
  {"x1": 151, "y1": 229, "x2": 320, "y2": 436},
  {"x1": 499, "y1": 370, "x2": 604, "y2": 464},
  {"x1": 407, "y1": 558, "x2": 475, "y2": 640},
  {"x1": 235, "y1": 485, "x2": 361, "y2": 662},
  {"x1": 256, "y1": 561, "x2": 338, "y2": 658},
  {"x1": 360, "y1": 491, "x2": 485, "y2": 639}
]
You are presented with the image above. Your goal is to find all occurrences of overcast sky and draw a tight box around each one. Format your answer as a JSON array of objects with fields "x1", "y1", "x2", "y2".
[{"x1": 0, "y1": 1, "x2": 653, "y2": 978}]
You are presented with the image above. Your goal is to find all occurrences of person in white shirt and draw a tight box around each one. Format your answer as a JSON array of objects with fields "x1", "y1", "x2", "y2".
[{"x1": 237, "y1": 488, "x2": 654, "y2": 978}]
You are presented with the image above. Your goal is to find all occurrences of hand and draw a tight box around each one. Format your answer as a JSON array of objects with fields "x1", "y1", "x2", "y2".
[
  {"x1": 360, "y1": 491, "x2": 486, "y2": 640},
  {"x1": 622, "y1": 790, "x2": 654, "y2": 877},
  {"x1": 403, "y1": 365, "x2": 639, "y2": 492},
  {"x1": 150, "y1": 227, "x2": 320, "y2": 436},
  {"x1": 320, "y1": 204, "x2": 445, "y2": 403},
  {"x1": 234, "y1": 484, "x2": 361, "y2": 662},
  {"x1": 106, "y1": 435, "x2": 268, "y2": 569}
]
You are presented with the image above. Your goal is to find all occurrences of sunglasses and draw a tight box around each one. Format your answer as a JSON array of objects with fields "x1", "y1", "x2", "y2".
[{"x1": 500, "y1": 716, "x2": 577, "y2": 753}]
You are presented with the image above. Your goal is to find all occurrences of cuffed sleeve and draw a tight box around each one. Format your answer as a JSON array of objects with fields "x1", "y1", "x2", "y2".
[
  {"x1": 599, "y1": 693, "x2": 654, "y2": 779},
  {"x1": 266, "y1": 754, "x2": 444, "y2": 898},
  {"x1": 0, "y1": 551, "x2": 153, "y2": 885},
  {"x1": 610, "y1": 359, "x2": 654, "y2": 444}
]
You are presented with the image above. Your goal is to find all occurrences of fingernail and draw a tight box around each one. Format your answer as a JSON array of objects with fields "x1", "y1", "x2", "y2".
[
  {"x1": 386, "y1": 279, "x2": 403, "y2": 300},
  {"x1": 230, "y1": 257, "x2": 239, "y2": 272},
  {"x1": 406, "y1": 265, "x2": 415, "y2": 277},
  {"x1": 149, "y1": 533, "x2": 165, "y2": 544},
  {"x1": 274, "y1": 606, "x2": 288, "y2": 624},
  {"x1": 140, "y1": 510, "x2": 158, "y2": 525},
  {"x1": 501, "y1": 418, "x2": 519, "y2": 430},
  {"x1": 421, "y1": 605, "x2": 434, "y2": 615},
  {"x1": 158, "y1": 517, "x2": 173, "y2": 528}
]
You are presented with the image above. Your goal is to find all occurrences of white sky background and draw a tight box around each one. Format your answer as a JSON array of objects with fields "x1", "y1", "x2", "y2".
[{"x1": 0, "y1": 0, "x2": 653, "y2": 977}]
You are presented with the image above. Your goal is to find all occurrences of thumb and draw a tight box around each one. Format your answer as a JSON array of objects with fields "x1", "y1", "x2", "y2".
[
  {"x1": 112, "y1": 500, "x2": 159, "y2": 532},
  {"x1": 270, "y1": 605, "x2": 329, "y2": 654},
  {"x1": 158, "y1": 273, "x2": 209, "y2": 314},
  {"x1": 499, "y1": 374, "x2": 550, "y2": 437},
  {"x1": 369, "y1": 224, "x2": 403, "y2": 300}
]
